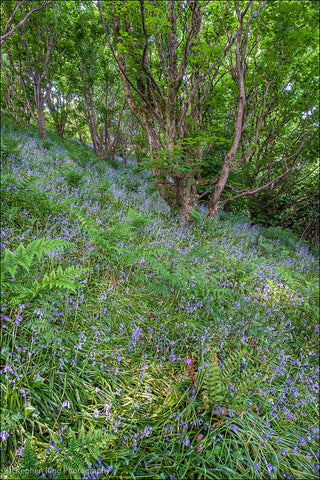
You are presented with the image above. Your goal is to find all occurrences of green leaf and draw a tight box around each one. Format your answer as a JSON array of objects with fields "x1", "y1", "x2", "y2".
[
  {"x1": 32, "y1": 374, "x2": 45, "y2": 388},
  {"x1": 24, "y1": 402, "x2": 35, "y2": 417},
  {"x1": 6, "y1": 263, "x2": 18, "y2": 278},
  {"x1": 16, "y1": 243, "x2": 25, "y2": 255},
  {"x1": 4, "y1": 250, "x2": 15, "y2": 264}
]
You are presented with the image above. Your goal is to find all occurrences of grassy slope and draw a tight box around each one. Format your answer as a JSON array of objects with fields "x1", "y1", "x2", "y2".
[{"x1": 1, "y1": 118, "x2": 319, "y2": 479}]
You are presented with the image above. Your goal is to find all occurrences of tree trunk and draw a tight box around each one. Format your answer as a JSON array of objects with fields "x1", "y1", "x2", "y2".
[
  {"x1": 56, "y1": 112, "x2": 67, "y2": 138},
  {"x1": 75, "y1": 118, "x2": 83, "y2": 144},
  {"x1": 84, "y1": 98, "x2": 100, "y2": 155},
  {"x1": 98, "y1": 143, "x2": 104, "y2": 157},
  {"x1": 37, "y1": 103, "x2": 46, "y2": 139},
  {"x1": 180, "y1": 190, "x2": 198, "y2": 226},
  {"x1": 207, "y1": 18, "x2": 246, "y2": 218},
  {"x1": 24, "y1": 115, "x2": 30, "y2": 129},
  {"x1": 121, "y1": 146, "x2": 127, "y2": 165},
  {"x1": 56, "y1": 124, "x2": 63, "y2": 138},
  {"x1": 175, "y1": 174, "x2": 199, "y2": 226},
  {"x1": 208, "y1": 167, "x2": 229, "y2": 217},
  {"x1": 33, "y1": 82, "x2": 47, "y2": 138},
  {"x1": 87, "y1": 118, "x2": 98, "y2": 154}
]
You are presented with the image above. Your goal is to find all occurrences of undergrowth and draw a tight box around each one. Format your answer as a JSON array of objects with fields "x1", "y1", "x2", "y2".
[{"x1": 0, "y1": 117, "x2": 319, "y2": 479}]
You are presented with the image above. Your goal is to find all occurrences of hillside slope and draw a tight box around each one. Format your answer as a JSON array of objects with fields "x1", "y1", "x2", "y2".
[{"x1": 1, "y1": 120, "x2": 319, "y2": 479}]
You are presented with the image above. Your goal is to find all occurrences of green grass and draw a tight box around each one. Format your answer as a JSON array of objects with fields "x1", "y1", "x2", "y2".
[{"x1": 0, "y1": 116, "x2": 319, "y2": 479}]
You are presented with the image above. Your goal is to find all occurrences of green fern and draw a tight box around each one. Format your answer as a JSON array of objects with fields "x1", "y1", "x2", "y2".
[
  {"x1": 1, "y1": 237, "x2": 74, "y2": 278},
  {"x1": 32, "y1": 265, "x2": 83, "y2": 295},
  {"x1": 142, "y1": 248, "x2": 240, "y2": 311},
  {"x1": 60, "y1": 164, "x2": 86, "y2": 188},
  {"x1": 77, "y1": 213, "x2": 131, "y2": 258},
  {"x1": 16, "y1": 440, "x2": 38, "y2": 480},
  {"x1": 202, "y1": 351, "x2": 228, "y2": 408},
  {"x1": 1, "y1": 138, "x2": 22, "y2": 164},
  {"x1": 44, "y1": 426, "x2": 117, "y2": 479},
  {"x1": 126, "y1": 208, "x2": 153, "y2": 228},
  {"x1": 1, "y1": 237, "x2": 82, "y2": 305},
  {"x1": 0, "y1": 282, "x2": 33, "y2": 306},
  {"x1": 201, "y1": 347, "x2": 269, "y2": 412},
  {"x1": 1, "y1": 174, "x2": 59, "y2": 218},
  {"x1": 29, "y1": 301, "x2": 58, "y2": 341}
]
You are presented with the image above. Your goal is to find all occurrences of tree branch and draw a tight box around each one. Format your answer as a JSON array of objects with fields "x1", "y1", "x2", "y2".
[
  {"x1": 1, "y1": 0, "x2": 52, "y2": 46},
  {"x1": 97, "y1": 0, "x2": 165, "y2": 129}
]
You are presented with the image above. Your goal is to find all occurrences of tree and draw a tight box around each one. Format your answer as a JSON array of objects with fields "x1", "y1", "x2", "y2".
[
  {"x1": 46, "y1": 79, "x2": 75, "y2": 138},
  {"x1": 98, "y1": 0, "x2": 240, "y2": 223},
  {"x1": 0, "y1": 0, "x2": 52, "y2": 47},
  {"x1": 46, "y1": 36, "x2": 79, "y2": 139},
  {"x1": 1, "y1": 0, "x2": 318, "y2": 234},
  {"x1": 207, "y1": 0, "x2": 319, "y2": 218},
  {"x1": 63, "y1": 2, "x2": 137, "y2": 159},
  {"x1": 0, "y1": 49, "x2": 31, "y2": 127},
  {"x1": 1, "y1": 2, "x2": 68, "y2": 138},
  {"x1": 98, "y1": 0, "x2": 319, "y2": 224}
]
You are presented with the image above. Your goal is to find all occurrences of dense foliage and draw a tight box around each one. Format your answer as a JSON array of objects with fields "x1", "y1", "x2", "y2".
[
  {"x1": 1, "y1": 0, "x2": 319, "y2": 241},
  {"x1": 0, "y1": 0, "x2": 319, "y2": 478},
  {"x1": 0, "y1": 115, "x2": 319, "y2": 479}
]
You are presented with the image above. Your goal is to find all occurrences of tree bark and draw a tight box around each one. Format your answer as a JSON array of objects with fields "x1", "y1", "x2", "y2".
[
  {"x1": 56, "y1": 113, "x2": 67, "y2": 138},
  {"x1": 207, "y1": 2, "x2": 265, "y2": 217},
  {"x1": 37, "y1": 103, "x2": 46, "y2": 139},
  {"x1": 34, "y1": 83, "x2": 47, "y2": 138}
]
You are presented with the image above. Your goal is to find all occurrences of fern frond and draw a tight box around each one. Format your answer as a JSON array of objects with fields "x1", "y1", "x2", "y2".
[
  {"x1": 126, "y1": 208, "x2": 153, "y2": 228},
  {"x1": 202, "y1": 351, "x2": 228, "y2": 407},
  {"x1": 32, "y1": 265, "x2": 83, "y2": 295},
  {"x1": 16, "y1": 440, "x2": 38, "y2": 480},
  {"x1": 45, "y1": 427, "x2": 116, "y2": 477},
  {"x1": 2, "y1": 237, "x2": 75, "y2": 279},
  {"x1": 201, "y1": 346, "x2": 269, "y2": 412}
]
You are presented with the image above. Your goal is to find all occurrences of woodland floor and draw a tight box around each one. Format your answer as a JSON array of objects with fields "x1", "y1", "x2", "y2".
[{"x1": 1, "y1": 119, "x2": 319, "y2": 479}]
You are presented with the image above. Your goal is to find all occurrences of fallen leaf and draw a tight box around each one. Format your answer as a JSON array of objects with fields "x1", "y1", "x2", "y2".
[
  {"x1": 211, "y1": 418, "x2": 224, "y2": 428},
  {"x1": 197, "y1": 434, "x2": 204, "y2": 442}
]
